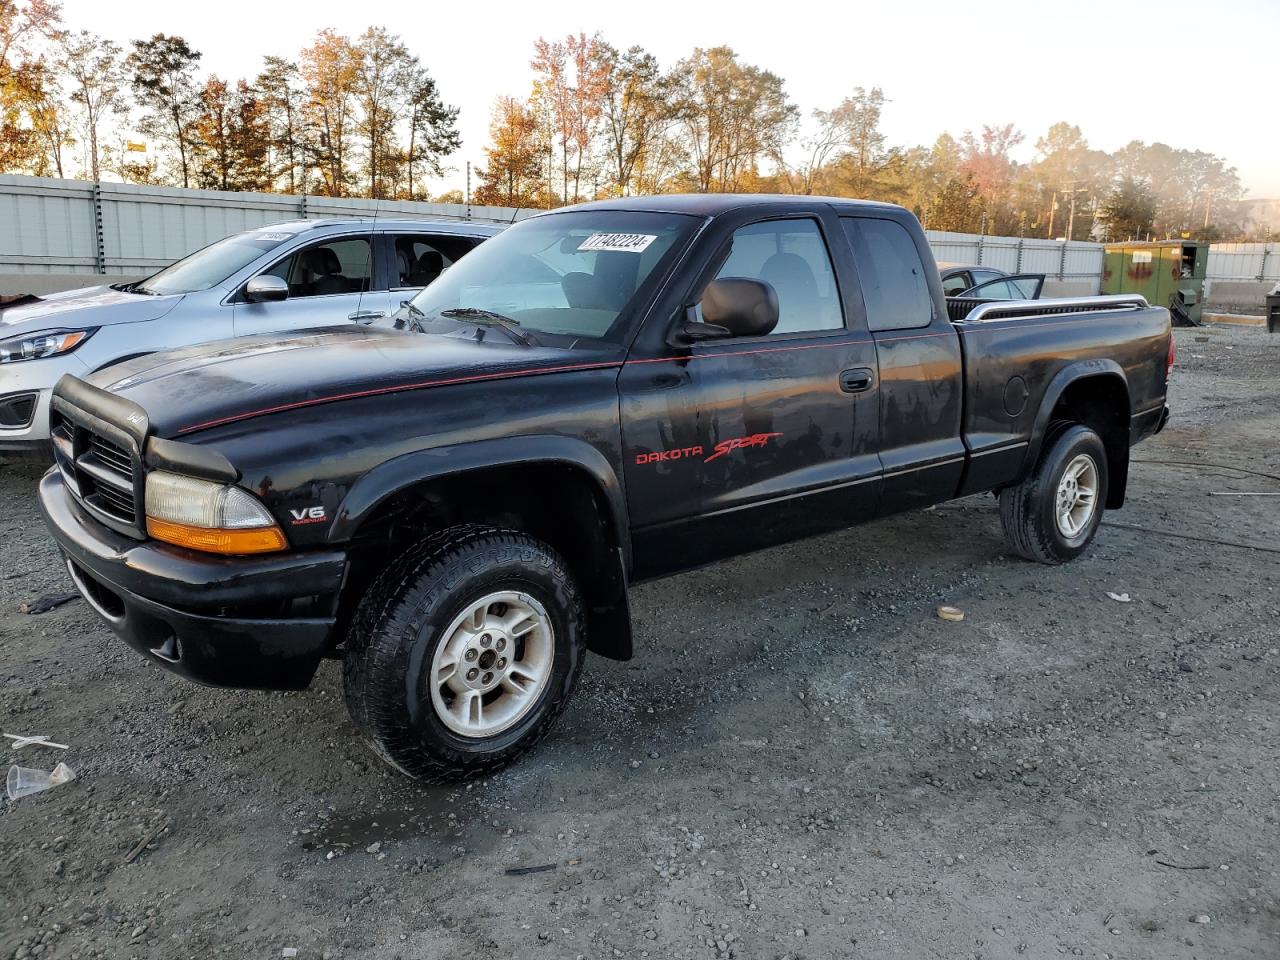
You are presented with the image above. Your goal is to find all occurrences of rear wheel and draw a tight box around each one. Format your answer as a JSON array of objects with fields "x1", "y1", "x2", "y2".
[
  {"x1": 1000, "y1": 424, "x2": 1108, "y2": 564},
  {"x1": 343, "y1": 525, "x2": 585, "y2": 781}
]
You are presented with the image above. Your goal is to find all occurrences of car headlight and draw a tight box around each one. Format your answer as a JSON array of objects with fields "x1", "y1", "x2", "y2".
[
  {"x1": 0, "y1": 328, "x2": 95, "y2": 364},
  {"x1": 144, "y1": 471, "x2": 287, "y2": 554}
]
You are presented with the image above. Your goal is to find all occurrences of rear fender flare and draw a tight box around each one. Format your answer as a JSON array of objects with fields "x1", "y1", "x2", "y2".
[{"x1": 1021, "y1": 359, "x2": 1130, "y2": 480}]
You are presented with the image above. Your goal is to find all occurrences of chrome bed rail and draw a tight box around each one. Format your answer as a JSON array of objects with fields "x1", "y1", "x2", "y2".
[{"x1": 959, "y1": 294, "x2": 1152, "y2": 324}]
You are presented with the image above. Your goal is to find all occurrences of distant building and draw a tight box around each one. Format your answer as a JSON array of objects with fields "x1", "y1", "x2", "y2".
[{"x1": 1239, "y1": 198, "x2": 1280, "y2": 238}]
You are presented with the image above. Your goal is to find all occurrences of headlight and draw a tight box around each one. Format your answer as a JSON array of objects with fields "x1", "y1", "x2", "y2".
[
  {"x1": 0, "y1": 328, "x2": 95, "y2": 364},
  {"x1": 144, "y1": 471, "x2": 287, "y2": 554}
]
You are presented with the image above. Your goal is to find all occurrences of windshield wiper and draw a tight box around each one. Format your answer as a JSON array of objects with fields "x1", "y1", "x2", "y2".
[
  {"x1": 394, "y1": 299, "x2": 428, "y2": 331},
  {"x1": 439, "y1": 307, "x2": 537, "y2": 346}
]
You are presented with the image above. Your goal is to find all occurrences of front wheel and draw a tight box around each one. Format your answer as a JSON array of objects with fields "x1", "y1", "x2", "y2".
[
  {"x1": 1000, "y1": 424, "x2": 1108, "y2": 564},
  {"x1": 343, "y1": 525, "x2": 586, "y2": 781}
]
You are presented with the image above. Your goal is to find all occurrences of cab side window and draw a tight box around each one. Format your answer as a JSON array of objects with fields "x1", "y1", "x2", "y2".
[
  {"x1": 264, "y1": 237, "x2": 373, "y2": 299},
  {"x1": 941, "y1": 273, "x2": 970, "y2": 296},
  {"x1": 842, "y1": 217, "x2": 933, "y2": 331},
  {"x1": 392, "y1": 234, "x2": 483, "y2": 290},
  {"x1": 711, "y1": 218, "x2": 844, "y2": 335}
]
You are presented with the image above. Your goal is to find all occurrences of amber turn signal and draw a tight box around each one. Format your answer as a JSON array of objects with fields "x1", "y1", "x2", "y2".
[{"x1": 146, "y1": 517, "x2": 288, "y2": 555}]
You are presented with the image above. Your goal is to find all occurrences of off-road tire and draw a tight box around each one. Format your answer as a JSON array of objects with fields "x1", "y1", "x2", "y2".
[
  {"x1": 1000, "y1": 424, "x2": 1108, "y2": 564},
  {"x1": 343, "y1": 524, "x2": 586, "y2": 781}
]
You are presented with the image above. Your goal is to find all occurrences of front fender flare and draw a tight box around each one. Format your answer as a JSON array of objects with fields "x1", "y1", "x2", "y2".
[
  {"x1": 328, "y1": 435, "x2": 634, "y2": 660},
  {"x1": 328, "y1": 434, "x2": 630, "y2": 560}
]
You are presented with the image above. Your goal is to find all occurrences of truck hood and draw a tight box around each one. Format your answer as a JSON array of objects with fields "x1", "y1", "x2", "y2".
[
  {"x1": 0, "y1": 285, "x2": 182, "y2": 335},
  {"x1": 86, "y1": 326, "x2": 619, "y2": 438}
]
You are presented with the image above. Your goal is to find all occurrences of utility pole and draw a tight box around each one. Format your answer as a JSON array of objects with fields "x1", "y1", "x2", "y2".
[{"x1": 1059, "y1": 179, "x2": 1089, "y2": 241}]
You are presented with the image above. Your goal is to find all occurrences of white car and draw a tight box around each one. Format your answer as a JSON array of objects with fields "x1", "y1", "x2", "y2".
[{"x1": 0, "y1": 217, "x2": 502, "y2": 457}]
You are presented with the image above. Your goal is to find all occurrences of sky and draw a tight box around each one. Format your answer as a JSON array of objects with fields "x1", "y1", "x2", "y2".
[{"x1": 58, "y1": 0, "x2": 1280, "y2": 198}]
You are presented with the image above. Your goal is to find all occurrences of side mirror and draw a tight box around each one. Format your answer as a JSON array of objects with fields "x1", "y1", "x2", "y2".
[
  {"x1": 244, "y1": 274, "x2": 289, "y2": 303},
  {"x1": 700, "y1": 278, "x2": 779, "y2": 338}
]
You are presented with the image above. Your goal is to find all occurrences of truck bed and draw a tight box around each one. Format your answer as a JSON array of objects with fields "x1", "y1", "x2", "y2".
[{"x1": 953, "y1": 294, "x2": 1171, "y2": 498}]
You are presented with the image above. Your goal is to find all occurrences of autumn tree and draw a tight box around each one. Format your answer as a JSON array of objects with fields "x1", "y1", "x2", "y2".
[
  {"x1": 788, "y1": 103, "x2": 848, "y2": 196},
  {"x1": 0, "y1": 0, "x2": 60, "y2": 172},
  {"x1": 598, "y1": 43, "x2": 668, "y2": 197},
  {"x1": 1, "y1": 58, "x2": 45, "y2": 170},
  {"x1": 670, "y1": 46, "x2": 796, "y2": 193},
  {"x1": 18, "y1": 58, "x2": 70, "y2": 175},
  {"x1": 1111, "y1": 140, "x2": 1243, "y2": 239},
  {"x1": 351, "y1": 26, "x2": 410, "y2": 198},
  {"x1": 957, "y1": 123, "x2": 1024, "y2": 232},
  {"x1": 59, "y1": 29, "x2": 126, "y2": 181},
  {"x1": 127, "y1": 34, "x2": 201, "y2": 186},
  {"x1": 191, "y1": 76, "x2": 270, "y2": 191},
  {"x1": 256, "y1": 55, "x2": 305, "y2": 193},
  {"x1": 531, "y1": 33, "x2": 608, "y2": 203},
  {"x1": 926, "y1": 173, "x2": 985, "y2": 233},
  {"x1": 0, "y1": 0, "x2": 59, "y2": 81},
  {"x1": 300, "y1": 29, "x2": 358, "y2": 196},
  {"x1": 403, "y1": 66, "x2": 459, "y2": 200},
  {"x1": 1098, "y1": 176, "x2": 1156, "y2": 240},
  {"x1": 473, "y1": 94, "x2": 544, "y2": 207}
]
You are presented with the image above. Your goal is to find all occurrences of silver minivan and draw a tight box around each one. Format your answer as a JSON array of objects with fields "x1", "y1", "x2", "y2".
[{"x1": 0, "y1": 217, "x2": 503, "y2": 455}]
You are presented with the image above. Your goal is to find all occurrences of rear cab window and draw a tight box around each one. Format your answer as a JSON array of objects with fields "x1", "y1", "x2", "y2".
[{"x1": 841, "y1": 217, "x2": 933, "y2": 331}]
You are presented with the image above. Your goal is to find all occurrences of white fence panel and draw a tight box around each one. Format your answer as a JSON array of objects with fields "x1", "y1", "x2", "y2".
[
  {"x1": 924, "y1": 229, "x2": 1103, "y2": 288},
  {"x1": 0, "y1": 176, "x2": 98, "y2": 274},
  {"x1": 1206, "y1": 243, "x2": 1279, "y2": 282},
  {"x1": 0, "y1": 174, "x2": 526, "y2": 279},
  {"x1": 8, "y1": 174, "x2": 1266, "y2": 304}
]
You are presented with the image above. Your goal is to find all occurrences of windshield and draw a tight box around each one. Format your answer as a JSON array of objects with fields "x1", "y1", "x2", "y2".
[
  {"x1": 409, "y1": 210, "x2": 700, "y2": 342},
  {"x1": 136, "y1": 230, "x2": 295, "y2": 296}
]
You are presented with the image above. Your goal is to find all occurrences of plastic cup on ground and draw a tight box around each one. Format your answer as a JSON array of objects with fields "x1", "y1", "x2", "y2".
[{"x1": 6, "y1": 762, "x2": 76, "y2": 800}]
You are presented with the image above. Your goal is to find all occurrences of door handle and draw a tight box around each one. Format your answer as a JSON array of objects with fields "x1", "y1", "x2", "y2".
[
  {"x1": 348, "y1": 310, "x2": 386, "y2": 323},
  {"x1": 840, "y1": 367, "x2": 874, "y2": 394}
]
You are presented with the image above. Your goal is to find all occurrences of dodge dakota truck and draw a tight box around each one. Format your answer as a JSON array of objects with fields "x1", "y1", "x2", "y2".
[{"x1": 37, "y1": 195, "x2": 1173, "y2": 780}]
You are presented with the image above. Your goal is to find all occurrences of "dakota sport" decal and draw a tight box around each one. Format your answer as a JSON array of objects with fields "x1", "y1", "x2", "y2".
[{"x1": 635, "y1": 432, "x2": 783, "y2": 466}]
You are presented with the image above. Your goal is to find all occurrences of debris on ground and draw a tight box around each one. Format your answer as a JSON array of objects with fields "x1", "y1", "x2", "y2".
[
  {"x1": 505, "y1": 863, "x2": 557, "y2": 876},
  {"x1": 3, "y1": 733, "x2": 70, "y2": 751},
  {"x1": 18, "y1": 592, "x2": 79, "y2": 615},
  {"x1": 123, "y1": 820, "x2": 168, "y2": 864},
  {"x1": 1106, "y1": 592, "x2": 1132, "y2": 603},
  {"x1": 6, "y1": 761, "x2": 76, "y2": 800},
  {"x1": 936, "y1": 606, "x2": 965, "y2": 621}
]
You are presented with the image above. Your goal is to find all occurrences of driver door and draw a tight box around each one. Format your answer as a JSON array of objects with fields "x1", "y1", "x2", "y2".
[
  {"x1": 620, "y1": 210, "x2": 882, "y2": 580},
  {"x1": 233, "y1": 233, "x2": 386, "y2": 336}
]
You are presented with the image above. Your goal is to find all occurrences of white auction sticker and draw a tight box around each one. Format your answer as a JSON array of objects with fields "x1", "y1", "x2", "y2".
[
  {"x1": 255, "y1": 233, "x2": 293, "y2": 242},
  {"x1": 577, "y1": 233, "x2": 657, "y2": 253}
]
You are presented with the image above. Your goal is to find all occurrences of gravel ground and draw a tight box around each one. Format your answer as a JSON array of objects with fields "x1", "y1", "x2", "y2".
[{"x1": 1, "y1": 324, "x2": 1278, "y2": 960}]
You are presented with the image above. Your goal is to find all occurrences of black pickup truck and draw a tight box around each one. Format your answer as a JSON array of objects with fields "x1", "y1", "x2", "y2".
[{"x1": 37, "y1": 195, "x2": 1173, "y2": 780}]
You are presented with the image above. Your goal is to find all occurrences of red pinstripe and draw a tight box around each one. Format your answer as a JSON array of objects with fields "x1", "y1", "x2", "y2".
[{"x1": 176, "y1": 329, "x2": 959, "y2": 435}]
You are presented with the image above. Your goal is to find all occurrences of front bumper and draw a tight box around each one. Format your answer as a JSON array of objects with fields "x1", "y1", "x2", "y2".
[
  {"x1": 38, "y1": 468, "x2": 347, "y2": 690},
  {"x1": 0, "y1": 354, "x2": 89, "y2": 449}
]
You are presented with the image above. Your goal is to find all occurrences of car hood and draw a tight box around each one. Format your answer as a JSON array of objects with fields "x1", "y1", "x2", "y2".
[
  {"x1": 0, "y1": 285, "x2": 183, "y2": 335},
  {"x1": 86, "y1": 326, "x2": 619, "y2": 439}
]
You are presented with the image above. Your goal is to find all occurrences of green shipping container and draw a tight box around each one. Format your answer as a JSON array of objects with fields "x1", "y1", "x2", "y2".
[{"x1": 1102, "y1": 241, "x2": 1208, "y2": 323}]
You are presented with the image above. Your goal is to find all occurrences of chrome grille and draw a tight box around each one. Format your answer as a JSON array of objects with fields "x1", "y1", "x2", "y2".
[{"x1": 51, "y1": 409, "x2": 146, "y2": 538}]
